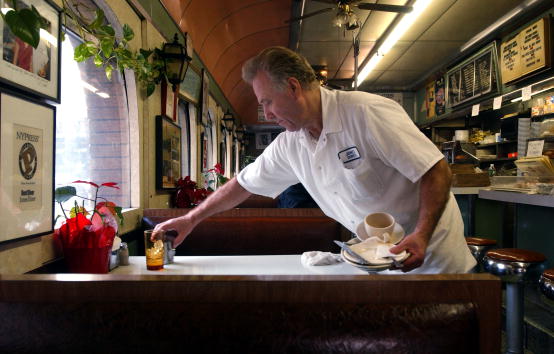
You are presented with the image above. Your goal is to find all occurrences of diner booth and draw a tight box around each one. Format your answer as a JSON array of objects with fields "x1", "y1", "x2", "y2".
[{"x1": 1, "y1": 0, "x2": 554, "y2": 353}]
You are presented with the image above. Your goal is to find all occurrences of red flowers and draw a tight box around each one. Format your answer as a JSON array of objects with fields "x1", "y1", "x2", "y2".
[
  {"x1": 209, "y1": 163, "x2": 224, "y2": 175},
  {"x1": 203, "y1": 163, "x2": 229, "y2": 191},
  {"x1": 173, "y1": 176, "x2": 212, "y2": 208}
]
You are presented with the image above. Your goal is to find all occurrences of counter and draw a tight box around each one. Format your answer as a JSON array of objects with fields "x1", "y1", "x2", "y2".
[
  {"x1": 477, "y1": 188, "x2": 554, "y2": 268},
  {"x1": 112, "y1": 255, "x2": 367, "y2": 275},
  {"x1": 452, "y1": 187, "x2": 482, "y2": 195},
  {"x1": 452, "y1": 187, "x2": 484, "y2": 235},
  {"x1": 479, "y1": 189, "x2": 554, "y2": 207}
]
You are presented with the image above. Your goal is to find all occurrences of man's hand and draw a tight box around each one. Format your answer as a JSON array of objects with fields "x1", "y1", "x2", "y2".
[
  {"x1": 389, "y1": 232, "x2": 429, "y2": 272},
  {"x1": 153, "y1": 215, "x2": 196, "y2": 248}
]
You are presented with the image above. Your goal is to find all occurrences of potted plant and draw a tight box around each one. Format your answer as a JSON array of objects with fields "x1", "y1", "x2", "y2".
[
  {"x1": 54, "y1": 180, "x2": 123, "y2": 273},
  {"x1": 202, "y1": 163, "x2": 229, "y2": 191}
]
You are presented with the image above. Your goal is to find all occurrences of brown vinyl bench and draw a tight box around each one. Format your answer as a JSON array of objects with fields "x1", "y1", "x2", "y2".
[
  {"x1": 143, "y1": 208, "x2": 350, "y2": 255},
  {"x1": 0, "y1": 273, "x2": 501, "y2": 354},
  {"x1": 235, "y1": 194, "x2": 278, "y2": 208}
]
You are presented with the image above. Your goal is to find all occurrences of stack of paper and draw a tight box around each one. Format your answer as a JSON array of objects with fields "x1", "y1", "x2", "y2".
[{"x1": 515, "y1": 156, "x2": 554, "y2": 176}]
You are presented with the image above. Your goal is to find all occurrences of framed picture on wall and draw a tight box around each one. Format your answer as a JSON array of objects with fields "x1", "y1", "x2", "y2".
[
  {"x1": 0, "y1": 0, "x2": 62, "y2": 102},
  {"x1": 156, "y1": 115, "x2": 181, "y2": 190},
  {"x1": 0, "y1": 89, "x2": 55, "y2": 244},
  {"x1": 200, "y1": 69, "x2": 210, "y2": 125}
]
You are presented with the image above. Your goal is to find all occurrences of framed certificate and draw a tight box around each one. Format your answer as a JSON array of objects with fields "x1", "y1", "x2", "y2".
[{"x1": 0, "y1": 89, "x2": 55, "y2": 244}]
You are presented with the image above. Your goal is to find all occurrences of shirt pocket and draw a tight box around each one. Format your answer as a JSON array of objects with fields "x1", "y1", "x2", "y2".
[{"x1": 342, "y1": 159, "x2": 384, "y2": 201}]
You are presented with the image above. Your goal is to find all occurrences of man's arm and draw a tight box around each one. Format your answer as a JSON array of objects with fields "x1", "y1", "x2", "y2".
[
  {"x1": 390, "y1": 158, "x2": 452, "y2": 272},
  {"x1": 153, "y1": 177, "x2": 252, "y2": 247}
]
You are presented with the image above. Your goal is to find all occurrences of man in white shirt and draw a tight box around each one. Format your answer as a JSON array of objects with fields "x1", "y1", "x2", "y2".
[{"x1": 154, "y1": 46, "x2": 475, "y2": 274}]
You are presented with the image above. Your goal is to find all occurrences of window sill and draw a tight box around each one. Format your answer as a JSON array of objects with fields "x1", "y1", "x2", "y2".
[{"x1": 120, "y1": 208, "x2": 143, "y2": 235}]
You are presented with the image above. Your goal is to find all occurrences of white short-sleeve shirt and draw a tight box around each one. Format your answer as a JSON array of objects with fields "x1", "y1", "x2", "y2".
[{"x1": 238, "y1": 87, "x2": 475, "y2": 274}]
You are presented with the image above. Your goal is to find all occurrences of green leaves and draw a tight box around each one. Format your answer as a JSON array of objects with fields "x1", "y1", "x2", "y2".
[
  {"x1": 3, "y1": 8, "x2": 41, "y2": 48},
  {"x1": 100, "y1": 36, "x2": 114, "y2": 57},
  {"x1": 105, "y1": 65, "x2": 113, "y2": 80},
  {"x1": 122, "y1": 24, "x2": 133, "y2": 41},
  {"x1": 55, "y1": 186, "x2": 77, "y2": 203},
  {"x1": 74, "y1": 41, "x2": 97, "y2": 62},
  {"x1": 5, "y1": 1, "x2": 165, "y2": 97}
]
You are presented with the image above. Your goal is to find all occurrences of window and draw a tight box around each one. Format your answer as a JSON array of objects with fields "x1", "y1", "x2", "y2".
[{"x1": 55, "y1": 17, "x2": 132, "y2": 210}]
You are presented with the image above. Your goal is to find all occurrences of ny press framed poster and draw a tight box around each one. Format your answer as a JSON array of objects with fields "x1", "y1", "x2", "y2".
[
  {"x1": 0, "y1": 0, "x2": 62, "y2": 102},
  {"x1": 0, "y1": 90, "x2": 55, "y2": 244}
]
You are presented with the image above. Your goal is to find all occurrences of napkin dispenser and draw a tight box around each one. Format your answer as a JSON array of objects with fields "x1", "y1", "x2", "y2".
[
  {"x1": 109, "y1": 247, "x2": 121, "y2": 270},
  {"x1": 163, "y1": 231, "x2": 177, "y2": 264}
]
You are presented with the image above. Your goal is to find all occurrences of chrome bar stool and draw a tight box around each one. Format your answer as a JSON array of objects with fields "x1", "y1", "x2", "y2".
[
  {"x1": 466, "y1": 237, "x2": 497, "y2": 272},
  {"x1": 483, "y1": 249, "x2": 546, "y2": 354},
  {"x1": 539, "y1": 268, "x2": 554, "y2": 303}
]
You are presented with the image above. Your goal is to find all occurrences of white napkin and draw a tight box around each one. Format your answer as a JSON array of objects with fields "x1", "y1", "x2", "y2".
[
  {"x1": 112, "y1": 236, "x2": 122, "y2": 252},
  {"x1": 350, "y1": 236, "x2": 406, "y2": 263},
  {"x1": 301, "y1": 251, "x2": 344, "y2": 266}
]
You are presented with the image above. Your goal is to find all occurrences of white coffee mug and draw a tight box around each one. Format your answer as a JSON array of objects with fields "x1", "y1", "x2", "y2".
[{"x1": 364, "y1": 212, "x2": 395, "y2": 241}]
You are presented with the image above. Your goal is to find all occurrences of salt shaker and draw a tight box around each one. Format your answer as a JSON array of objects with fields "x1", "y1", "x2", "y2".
[{"x1": 119, "y1": 242, "x2": 129, "y2": 265}]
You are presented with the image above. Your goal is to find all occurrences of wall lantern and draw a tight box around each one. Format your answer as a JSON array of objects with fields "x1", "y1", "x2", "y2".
[
  {"x1": 222, "y1": 110, "x2": 235, "y2": 132},
  {"x1": 161, "y1": 33, "x2": 192, "y2": 91},
  {"x1": 235, "y1": 128, "x2": 245, "y2": 142},
  {"x1": 312, "y1": 65, "x2": 328, "y2": 85}
]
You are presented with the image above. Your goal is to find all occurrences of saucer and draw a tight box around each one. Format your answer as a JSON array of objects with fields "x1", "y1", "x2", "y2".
[
  {"x1": 355, "y1": 221, "x2": 405, "y2": 244},
  {"x1": 341, "y1": 252, "x2": 392, "y2": 273},
  {"x1": 341, "y1": 238, "x2": 409, "y2": 268}
]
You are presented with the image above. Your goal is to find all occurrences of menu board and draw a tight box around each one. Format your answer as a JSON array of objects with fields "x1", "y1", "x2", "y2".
[
  {"x1": 475, "y1": 51, "x2": 492, "y2": 94},
  {"x1": 446, "y1": 43, "x2": 497, "y2": 107},
  {"x1": 500, "y1": 17, "x2": 550, "y2": 84},
  {"x1": 460, "y1": 61, "x2": 475, "y2": 102}
]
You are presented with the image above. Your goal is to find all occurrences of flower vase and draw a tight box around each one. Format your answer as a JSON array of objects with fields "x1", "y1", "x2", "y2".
[{"x1": 64, "y1": 245, "x2": 111, "y2": 273}]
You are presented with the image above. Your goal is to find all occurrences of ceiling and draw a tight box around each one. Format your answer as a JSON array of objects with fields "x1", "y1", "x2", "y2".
[{"x1": 160, "y1": 0, "x2": 551, "y2": 128}]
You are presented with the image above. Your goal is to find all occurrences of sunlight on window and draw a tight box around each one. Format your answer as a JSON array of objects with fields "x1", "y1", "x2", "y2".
[
  {"x1": 56, "y1": 35, "x2": 90, "y2": 185},
  {"x1": 55, "y1": 30, "x2": 131, "y2": 222}
]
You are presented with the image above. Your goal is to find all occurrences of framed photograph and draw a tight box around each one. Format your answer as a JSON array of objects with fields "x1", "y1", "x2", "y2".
[
  {"x1": 0, "y1": 0, "x2": 62, "y2": 102},
  {"x1": 156, "y1": 115, "x2": 181, "y2": 190},
  {"x1": 255, "y1": 132, "x2": 272, "y2": 149},
  {"x1": 0, "y1": 89, "x2": 55, "y2": 244}
]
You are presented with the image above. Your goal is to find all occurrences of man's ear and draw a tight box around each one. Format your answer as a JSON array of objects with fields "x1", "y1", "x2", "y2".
[{"x1": 287, "y1": 77, "x2": 302, "y2": 98}]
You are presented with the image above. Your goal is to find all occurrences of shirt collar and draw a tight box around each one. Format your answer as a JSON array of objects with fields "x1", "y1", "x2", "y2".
[
  {"x1": 298, "y1": 86, "x2": 343, "y2": 150},
  {"x1": 319, "y1": 86, "x2": 342, "y2": 134}
]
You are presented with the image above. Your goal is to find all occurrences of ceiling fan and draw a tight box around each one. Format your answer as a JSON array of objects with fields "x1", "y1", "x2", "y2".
[{"x1": 286, "y1": 0, "x2": 413, "y2": 30}]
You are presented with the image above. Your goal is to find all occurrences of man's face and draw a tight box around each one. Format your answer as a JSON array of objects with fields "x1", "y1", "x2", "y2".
[{"x1": 252, "y1": 71, "x2": 302, "y2": 132}]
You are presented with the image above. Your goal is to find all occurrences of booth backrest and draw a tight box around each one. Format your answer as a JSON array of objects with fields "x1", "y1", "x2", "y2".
[
  {"x1": 0, "y1": 273, "x2": 501, "y2": 354},
  {"x1": 143, "y1": 208, "x2": 349, "y2": 255},
  {"x1": 235, "y1": 194, "x2": 278, "y2": 208}
]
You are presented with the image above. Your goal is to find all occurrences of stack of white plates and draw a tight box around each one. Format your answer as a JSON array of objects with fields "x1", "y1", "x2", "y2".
[
  {"x1": 340, "y1": 238, "x2": 408, "y2": 273},
  {"x1": 518, "y1": 118, "x2": 531, "y2": 160}
]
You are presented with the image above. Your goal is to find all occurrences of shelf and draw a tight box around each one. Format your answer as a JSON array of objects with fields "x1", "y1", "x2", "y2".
[
  {"x1": 478, "y1": 157, "x2": 517, "y2": 162},
  {"x1": 417, "y1": 75, "x2": 554, "y2": 129},
  {"x1": 475, "y1": 140, "x2": 518, "y2": 148},
  {"x1": 528, "y1": 137, "x2": 554, "y2": 142}
]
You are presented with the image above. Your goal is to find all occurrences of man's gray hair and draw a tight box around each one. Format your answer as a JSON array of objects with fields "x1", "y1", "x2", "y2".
[{"x1": 242, "y1": 46, "x2": 319, "y2": 91}]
